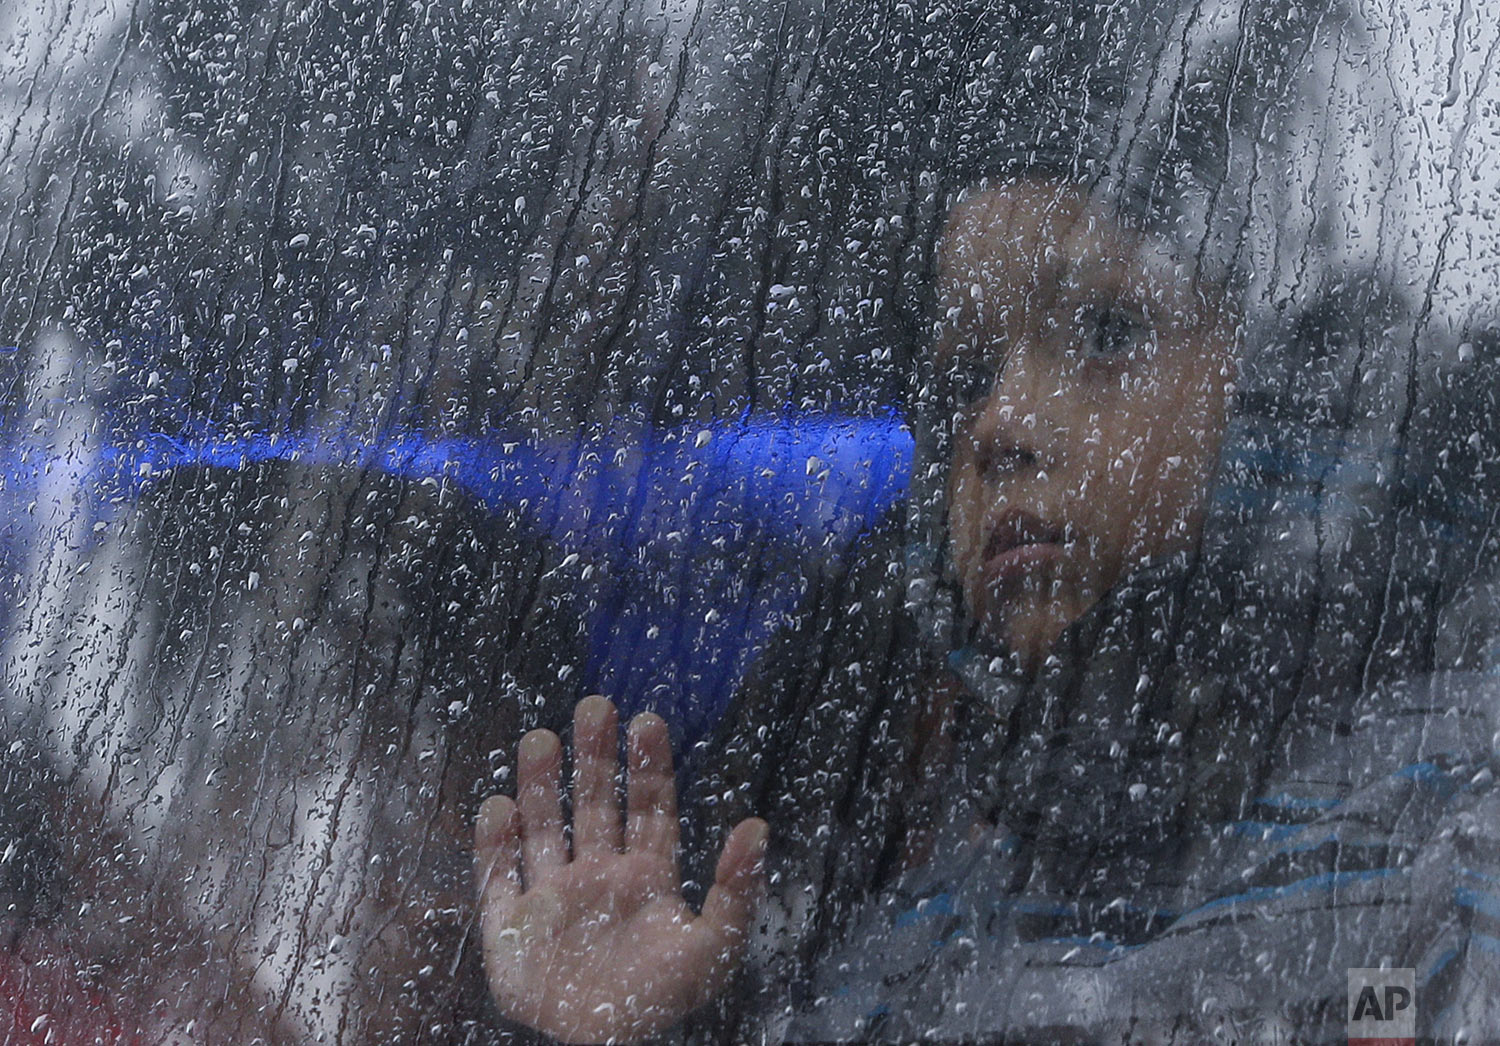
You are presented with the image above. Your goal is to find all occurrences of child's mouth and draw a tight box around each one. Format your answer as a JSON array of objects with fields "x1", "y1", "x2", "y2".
[{"x1": 981, "y1": 509, "x2": 1070, "y2": 584}]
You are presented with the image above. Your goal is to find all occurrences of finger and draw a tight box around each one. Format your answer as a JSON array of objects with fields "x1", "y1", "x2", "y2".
[
  {"x1": 571, "y1": 695, "x2": 624, "y2": 858},
  {"x1": 474, "y1": 795, "x2": 521, "y2": 909},
  {"x1": 667, "y1": 820, "x2": 767, "y2": 1019},
  {"x1": 699, "y1": 817, "x2": 768, "y2": 943},
  {"x1": 626, "y1": 712, "x2": 680, "y2": 862},
  {"x1": 517, "y1": 729, "x2": 567, "y2": 883}
]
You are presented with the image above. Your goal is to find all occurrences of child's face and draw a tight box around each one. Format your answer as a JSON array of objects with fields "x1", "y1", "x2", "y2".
[{"x1": 935, "y1": 181, "x2": 1235, "y2": 670}]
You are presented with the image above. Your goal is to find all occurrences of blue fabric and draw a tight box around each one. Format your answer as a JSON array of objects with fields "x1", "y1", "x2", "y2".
[
  {"x1": 0, "y1": 412, "x2": 913, "y2": 740},
  {"x1": 789, "y1": 678, "x2": 1500, "y2": 1043}
]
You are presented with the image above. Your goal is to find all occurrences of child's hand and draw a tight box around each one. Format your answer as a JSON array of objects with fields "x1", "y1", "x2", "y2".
[{"x1": 474, "y1": 696, "x2": 767, "y2": 1044}]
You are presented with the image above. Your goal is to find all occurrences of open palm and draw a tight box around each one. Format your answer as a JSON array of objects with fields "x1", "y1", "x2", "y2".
[{"x1": 474, "y1": 696, "x2": 767, "y2": 1044}]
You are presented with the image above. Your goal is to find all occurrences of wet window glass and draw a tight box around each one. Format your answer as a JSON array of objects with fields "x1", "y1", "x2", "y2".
[{"x1": 1, "y1": 0, "x2": 1497, "y2": 1041}]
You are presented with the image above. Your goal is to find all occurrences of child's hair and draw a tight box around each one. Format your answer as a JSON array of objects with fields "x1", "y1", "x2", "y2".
[{"x1": 939, "y1": 0, "x2": 1361, "y2": 297}]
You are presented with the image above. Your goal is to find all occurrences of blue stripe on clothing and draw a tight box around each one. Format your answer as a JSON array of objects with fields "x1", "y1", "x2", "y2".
[
  {"x1": 1471, "y1": 932, "x2": 1500, "y2": 957},
  {"x1": 1229, "y1": 820, "x2": 1304, "y2": 841},
  {"x1": 1177, "y1": 867, "x2": 1401, "y2": 921},
  {"x1": 1254, "y1": 792, "x2": 1341, "y2": 811},
  {"x1": 1461, "y1": 866, "x2": 1500, "y2": 888},
  {"x1": 893, "y1": 892, "x2": 956, "y2": 929},
  {"x1": 1455, "y1": 886, "x2": 1500, "y2": 921}
]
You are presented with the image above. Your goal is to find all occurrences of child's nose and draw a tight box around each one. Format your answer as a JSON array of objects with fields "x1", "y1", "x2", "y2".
[
  {"x1": 965, "y1": 346, "x2": 1056, "y2": 477},
  {"x1": 966, "y1": 394, "x2": 1046, "y2": 478},
  {"x1": 975, "y1": 432, "x2": 1040, "y2": 477}
]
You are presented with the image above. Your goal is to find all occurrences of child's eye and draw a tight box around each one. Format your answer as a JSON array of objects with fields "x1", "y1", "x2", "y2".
[
  {"x1": 945, "y1": 354, "x2": 997, "y2": 409},
  {"x1": 1077, "y1": 304, "x2": 1150, "y2": 359}
]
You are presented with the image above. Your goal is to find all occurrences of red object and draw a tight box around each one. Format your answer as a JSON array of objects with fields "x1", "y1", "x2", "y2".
[{"x1": 0, "y1": 936, "x2": 143, "y2": 1046}]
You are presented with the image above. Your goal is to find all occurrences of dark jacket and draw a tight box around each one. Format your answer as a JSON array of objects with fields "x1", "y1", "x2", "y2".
[{"x1": 687, "y1": 514, "x2": 1500, "y2": 1044}]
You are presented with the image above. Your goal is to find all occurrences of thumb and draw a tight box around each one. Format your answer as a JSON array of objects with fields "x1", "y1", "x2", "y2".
[{"x1": 699, "y1": 817, "x2": 768, "y2": 942}]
